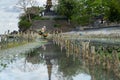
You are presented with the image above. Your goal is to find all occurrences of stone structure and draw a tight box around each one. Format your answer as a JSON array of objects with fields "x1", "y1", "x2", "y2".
[
  {"x1": 46, "y1": 58, "x2": 52, "y2": 80},
  {"x1": 46, "y1": 0, "x2": 52, "y2": 12}
]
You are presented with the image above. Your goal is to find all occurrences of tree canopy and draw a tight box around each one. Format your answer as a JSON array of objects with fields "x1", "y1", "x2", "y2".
[
  {"x1": 56, "y1": 0, "x2": 120, "y2": 26},
  {"x1": 17, "y1": 0, "x2": 42, "y2": 32}
]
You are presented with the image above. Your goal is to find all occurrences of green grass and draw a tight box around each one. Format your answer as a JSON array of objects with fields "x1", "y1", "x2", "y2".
[
  {"x1": 1, "y1": 41, "x2": 29, "y2": 50},
  {"x1": 54, "y1": 24, "x2": 61, "y2": 28},
  {"x1": 32, "y1": 16, "x2": 50, "y2": 20}
]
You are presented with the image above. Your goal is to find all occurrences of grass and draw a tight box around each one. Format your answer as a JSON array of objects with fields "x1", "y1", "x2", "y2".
[
  {"x1": 54, "y1": 24, "x2": 61, "y2": 28},
  {"x1": 32, "y1": 16, "x2": 50, "y2": 20},
  {"x1": 1, "y1": 41, "x2": 29, "y2": 50},
  {"x1": 7, "y1": 42, "x2": 27, "y2": 48}
]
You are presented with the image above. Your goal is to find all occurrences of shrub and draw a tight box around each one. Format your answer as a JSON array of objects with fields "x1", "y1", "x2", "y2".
[
  {"x1": 18, "y1": 20, "x2": 32, "y2": 31},
  {"x1": 54, "y1": 24, "x2": 61, "y2": 28}
]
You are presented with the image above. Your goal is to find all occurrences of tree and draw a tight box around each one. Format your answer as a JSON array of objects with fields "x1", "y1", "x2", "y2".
[
  {"x1": 18, "y1": 20, "x2": 32, "y2": 32},
  {"x1": 56, "y1": 0, "x2": 120, "y2": 26},
  {"x1": 107, "y1": 0, "x2": 120, "y2": 22},
  {"x1": 70, "y1": 0, "x2": 93, "y2": 26},
  {"x1": 58, "y1": 55, "x2": 81, "y2": 79},
  {"x1": 90, "y1": 0, "x2": 109, "y2": 16},
  {"x1": 17, "y1": 0, "x2": 41, "y2": 32},
  {"x1": 17, "y1": 0, "x2": 38, "y2": 22},
  {"x1": 57, "y1": 0, "x2": 76, "y2": 19}
]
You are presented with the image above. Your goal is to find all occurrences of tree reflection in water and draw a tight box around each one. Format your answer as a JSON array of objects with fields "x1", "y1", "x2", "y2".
[
  {"x1": 37, "y1": 43, "x2": 91, "y2": 80},
  {"x1": 25, "y1": 44, "x2": 53, "y2": 80},
  {"x1": 24, "y1": 42, "x2": 119, "y2": 80}
]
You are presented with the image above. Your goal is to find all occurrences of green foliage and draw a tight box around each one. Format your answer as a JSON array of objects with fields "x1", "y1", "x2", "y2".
[
  {"x1": 18, "y1": 6, "x2": 44, "y2": 31},
  {"x1": 57, "y1": 0, "x2": 120, "y2": 26},
  {"x1": 58, "y1": 55, "x2": 81, "y2": 77},
  {"x1": 53, "y1": 17, "x2": 67, "y2": 20},
  {"x1": 71, "y1": 15, "x2": 90, "y2": 26},
  {"x1": 20, "y1": 13, "x2": 41, "y2": 21},
  {"x1": 18, "y1": 20, "x2": 32, "y2": 31},
  {"x1": 32, "y1": 16, "x2": 41, "y2": 20},
  {"x1": 19, "y1": 15, "x2": 27, "y2": 21},
  {"x1": 40, "y1": 17, "x2": 50, "y2": 20},
  {"x1": 107, "y1": 0, "x2": 120, "y2": 22},
  {"x1": 57, "y1": 0, "x2": 76, "y2": 19},
  {"x1": 31, "y1": 15, "x2": 50, "y2": 20},
  {"x1": 54, "y1": 24, "x2": 61, "y2": 28},
  {"x1": 90, "y1": 0, "x2": 109, "y2": 16}
]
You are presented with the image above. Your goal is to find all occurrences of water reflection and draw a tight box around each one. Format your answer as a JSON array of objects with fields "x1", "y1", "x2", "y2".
[
  {"x1": 1, "y1": 42, "x2": 119, "y2": 80},
  {"x1": 46, "y1": 56, "x2": 52, "y2": 80},
  {"x1": 37, "y1": 43, "x2": 91, "y2": 80}
]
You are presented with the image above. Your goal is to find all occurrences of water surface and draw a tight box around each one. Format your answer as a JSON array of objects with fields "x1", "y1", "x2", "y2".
[{"x1": 0, "y1": 42, "x2": 119, "y2": 80}]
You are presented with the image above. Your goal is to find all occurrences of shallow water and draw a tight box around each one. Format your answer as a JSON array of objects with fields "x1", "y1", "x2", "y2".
[{"x1": 0, "y1": 42, "x2": 119, "y2": 80}]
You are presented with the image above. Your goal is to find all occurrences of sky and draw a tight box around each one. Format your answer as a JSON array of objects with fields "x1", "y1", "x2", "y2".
[
  {"x1": 0, "y1": 0, "x2": 47, "y2": 34},
  {"x1": 0, "y1": 58, "x2": 91, "y2": 80}
]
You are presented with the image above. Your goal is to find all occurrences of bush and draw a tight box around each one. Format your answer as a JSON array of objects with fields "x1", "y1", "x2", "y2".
[
  {"x1": 53, "y1": 17, "x2": 67, "y2": 20},
  {"x1": 19, "y1": 15, "x2": 27, "y2": 21},
  {"x1": 18, "y1": 20, "x2": 32, "y2": 31},
  {"x1": 33, "y1": 16, "x2": 41, "y2": 20},
  {"x1": 54, "y1": 24, "x2": 61, "y2": 28},
  {"x1": 32, "y1": 16, "x2": 50, "y2": 20}
]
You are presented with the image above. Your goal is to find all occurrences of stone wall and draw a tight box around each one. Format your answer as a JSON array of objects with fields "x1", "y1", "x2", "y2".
[{"x1": 31, "y1": 20, "x2": 73, "y2": 33}]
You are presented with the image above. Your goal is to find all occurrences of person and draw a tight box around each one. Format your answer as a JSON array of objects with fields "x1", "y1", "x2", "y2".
[
  {"x1": 39, "y1": 26, "x2": 46, "y2": 35},
  {"x1": 40, "y1": 26, "x2": 48, "y2": 38},
  {"x1": 41, "y1": 26, "x2": 46, "y2": 33}
]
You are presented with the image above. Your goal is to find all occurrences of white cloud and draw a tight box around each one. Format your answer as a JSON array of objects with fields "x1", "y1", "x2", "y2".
[
  {"x1": 36, "y1": 0, "x2": 47, "y2": 7},
  {"x1": 0, "y1": 0, "x2": 20, "y2": 34},
  {"x1": 73, "y1": 73, "x2": 91, "y2": 80}
]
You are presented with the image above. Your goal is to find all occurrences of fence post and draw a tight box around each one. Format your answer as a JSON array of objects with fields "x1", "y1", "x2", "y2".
[{"x1": 0, "y1": 35, "x2": 1, "y2": 49}]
